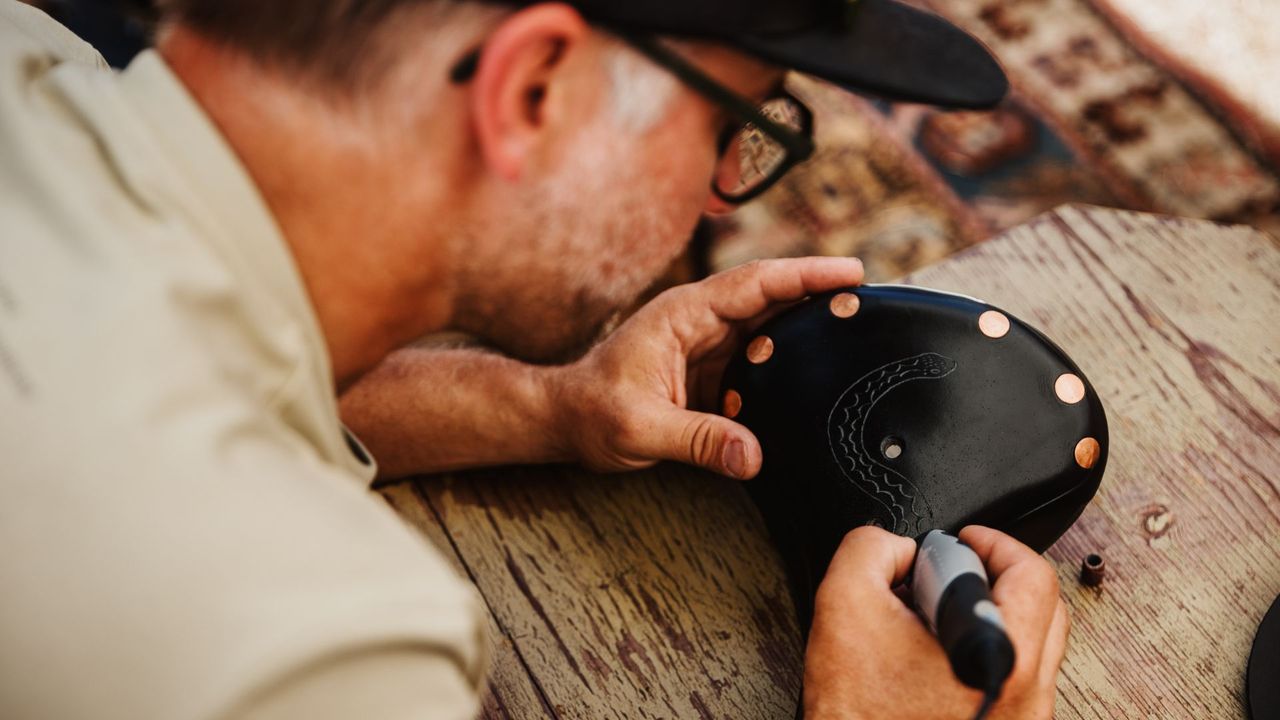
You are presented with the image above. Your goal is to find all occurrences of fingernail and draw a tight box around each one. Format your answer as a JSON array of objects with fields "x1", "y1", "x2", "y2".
[{"x1": 724, "y1": 440, "x2": 748, "y2": 478}]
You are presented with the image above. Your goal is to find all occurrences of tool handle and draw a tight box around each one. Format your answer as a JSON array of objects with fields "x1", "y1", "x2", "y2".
[{"x1": 913, "y1": 530, "x2": 1016, "y2": 695}]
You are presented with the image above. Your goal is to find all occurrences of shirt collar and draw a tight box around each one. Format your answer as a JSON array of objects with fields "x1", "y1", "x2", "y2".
[
  {"x1": 117, "y1": 50, "x2": 328, "y2": 375},
  {"x1": 110, "y1": 50, "x2": 376, "y2": 483}
]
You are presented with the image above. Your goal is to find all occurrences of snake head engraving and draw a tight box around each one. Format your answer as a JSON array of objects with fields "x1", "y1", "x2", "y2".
[{"x1": 827, "y1": 352, "x2": 958, "y2": 536}]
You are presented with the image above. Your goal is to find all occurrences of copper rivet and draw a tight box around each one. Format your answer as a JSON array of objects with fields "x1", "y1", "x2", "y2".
[
  {"x1": 1080, "y1": 553, "x2": 1106, "y2": 587},
  {"x1": 746, "y1": 336, "x2": 774, "y2": 364},
  {"x1": 979, "y1": 310, "x2": 1010, "y2": 339},
  {"x1": 723, "y1": 390, "x2": 742, "y2": 419},
  {"x1": 830, "y1": 293, "x2": 861, "y2": 319},
  {"x1": 1075, "y1": 437, "x2": 1100, "y2": 469},
  {"x1": 1056, "y1": 373, "x2": 1086, "y2": 404}
]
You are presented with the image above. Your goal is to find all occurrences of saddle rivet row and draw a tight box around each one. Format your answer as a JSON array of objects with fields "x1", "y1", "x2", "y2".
[
  {"x1": 830, "y1": 292, "x2": 861, "y2": 318},
  {"x1": 1075, "y1": 437, "x2": 1101, "y2": 469},
  {"x1": 722, "y1": 389, "x2": 743, "y2": 419},
  {"x1": 1056, "y1": 373, "x2": 1086, "y2": 404},
  {"x1": 747, "y1": 336, "x2": 774, "y2": 364},
  {"x1": 979, "y1": 310, "x2": 1010, "y2": 339}
]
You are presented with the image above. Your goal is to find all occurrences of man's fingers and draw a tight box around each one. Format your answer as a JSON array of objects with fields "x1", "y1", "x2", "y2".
[
  {"x1": 739, "y1": 298, "x2": 804, "y2": 336},
  {"x1": 651, "y1": 257, "x2": 861, "y2": 358},
  {"x1": 602, "y1": 258, "x2": 859, "y2": 475},
  {"x1": 958, "y1": 526, "x2": 1061, "y2": 662},
  {"x1": 659, "y1": 257, "x2": 862, "y2": 357},
  {"x1": 1038, "y1": 599, "x2": 1071, "y2": 689},
  {"x1": 958, "y1": 525, "x2": 1049, "y2": 580},
  {"x1": 636, "y1": 406, "x2": 762, "y2": 479},
  {"x1": 823, "y1": 526, "x2": 918, "y2": 594},
  {"x1": 701, "y1": 257, "x2": 864, "y2": 322}
]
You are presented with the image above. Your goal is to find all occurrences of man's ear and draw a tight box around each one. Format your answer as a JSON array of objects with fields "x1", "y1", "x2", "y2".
[{"x1": 468, "y1": 3, "x2": 589, "y2": 180}]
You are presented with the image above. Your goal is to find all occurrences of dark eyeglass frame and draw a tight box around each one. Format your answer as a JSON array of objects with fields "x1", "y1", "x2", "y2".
[{"x1": 448, "y1": 32, "x2": 816, "y2": 205}]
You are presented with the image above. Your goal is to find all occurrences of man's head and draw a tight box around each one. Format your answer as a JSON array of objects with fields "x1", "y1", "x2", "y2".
[
  {"x1": 155, "y1": 0, "x2": 1003, "y2": 377},
  {"x1": 437, "y1": 6, "x2": 793, "y2": 361},
  {"x1": 158, "y1": 0, "x2": 792, "y2": 369}
]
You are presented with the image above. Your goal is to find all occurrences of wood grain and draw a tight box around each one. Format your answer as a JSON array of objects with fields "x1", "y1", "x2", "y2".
[
  {"x1": 902, "y1": 205, "x2": 1280, "y2": 719},
  {"x1": 383, "y1": 205, "x2": 1280, "y2": 719},
  {"x1": 392, "y1": 465, "x2": 804, "y2": 720},
  {"x1": 380, "y1": 484, "x2": 555, "y2": 719}
]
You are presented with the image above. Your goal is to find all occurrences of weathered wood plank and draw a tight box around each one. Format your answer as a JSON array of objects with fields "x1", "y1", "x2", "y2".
[
  {"x1": 393, "y1": 205, "x2": 1279, "y2": 718},
  {"x1": 379, "y1": 483, "x2": 556, "y2": 720},
  {"x1": 414, "y1": 465, "x2": 803, "y2": 720},
  {"x1": 905, "y1": 205, "x2": 1280, "y2": 719}
]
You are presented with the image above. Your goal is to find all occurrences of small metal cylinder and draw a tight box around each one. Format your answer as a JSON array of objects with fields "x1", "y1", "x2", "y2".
[{"x1": 1080, "y1": 553, "x2": 1106, "y2": 587}]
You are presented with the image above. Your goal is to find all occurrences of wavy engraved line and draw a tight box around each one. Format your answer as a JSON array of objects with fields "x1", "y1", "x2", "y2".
[{"x1": 826, "y1": 352, "x2": 957, "y2": 535}]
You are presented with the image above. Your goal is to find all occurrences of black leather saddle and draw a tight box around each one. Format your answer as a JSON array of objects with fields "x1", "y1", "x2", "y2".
[{"x1": 720, "y1": 285, "x2": 1108, "y2": 633}]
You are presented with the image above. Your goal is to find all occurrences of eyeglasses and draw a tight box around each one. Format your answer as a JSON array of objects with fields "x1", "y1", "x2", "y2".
[
  {"x1": 618, "y1": 35, "x2": 814, "y2": 204},
  {"x1": 448, "y1": 33, "x2": 815, "y2": 205}
]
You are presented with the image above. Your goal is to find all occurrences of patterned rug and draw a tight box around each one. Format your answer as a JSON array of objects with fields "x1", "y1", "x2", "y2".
[{"x1": 701, "y1": 0, "x2": 1280, "y2": 283}]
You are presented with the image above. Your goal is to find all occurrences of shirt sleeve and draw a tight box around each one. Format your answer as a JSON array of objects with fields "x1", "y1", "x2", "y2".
[{"x1": 234, "y1": 649, "x2": 482, "y2": 720}]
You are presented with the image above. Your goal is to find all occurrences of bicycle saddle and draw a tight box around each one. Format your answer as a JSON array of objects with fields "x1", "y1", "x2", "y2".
[{"x1": 719, "y1": 285, "x2": 1108, "y2": 633}]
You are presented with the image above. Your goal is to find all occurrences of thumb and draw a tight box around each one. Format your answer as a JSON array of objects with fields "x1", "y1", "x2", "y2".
[
  {"x1": 646, "y1": 406, "x2": 762, "y2": 479},
  {"x1": 822, "y1": 526, "x2": 919, "y2": 599}
]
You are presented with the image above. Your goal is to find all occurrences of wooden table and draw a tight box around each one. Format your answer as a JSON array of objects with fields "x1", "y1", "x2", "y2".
[{"x1": 381, "y1": 205, "x2": 1280, "y2": 719}]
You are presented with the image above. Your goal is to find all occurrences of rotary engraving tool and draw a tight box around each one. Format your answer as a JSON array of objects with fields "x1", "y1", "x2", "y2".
[{"x1": 912, "y1": 530, "x2": 1016, "y2": 720}]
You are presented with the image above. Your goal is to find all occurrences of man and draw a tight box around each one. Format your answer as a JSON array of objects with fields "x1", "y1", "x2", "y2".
[{"x1": 0, "y1": 0, "x2": 1069, "y2": 718}]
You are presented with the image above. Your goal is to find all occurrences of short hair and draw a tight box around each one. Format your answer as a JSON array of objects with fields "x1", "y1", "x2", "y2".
[
  {"x1": 156, "y1": 0, "x2": 498, "y2": 90},
  {"x1": 158, "y1": 0, "x2": 678, "y2": 127}
]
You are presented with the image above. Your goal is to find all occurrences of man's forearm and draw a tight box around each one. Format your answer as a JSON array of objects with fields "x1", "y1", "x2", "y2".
[{"x1": 339, "y1": 347, "x2": 572, "y2": 479}]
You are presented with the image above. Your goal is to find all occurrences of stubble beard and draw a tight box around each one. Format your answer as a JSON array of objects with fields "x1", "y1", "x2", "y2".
[{"x1": 456, "y1": 120, "x2": 691, "y2": 363}]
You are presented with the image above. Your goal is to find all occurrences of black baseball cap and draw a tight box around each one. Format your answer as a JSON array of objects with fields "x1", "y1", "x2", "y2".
[{"x1": 502, "y1": 0, "x2": 1008, "y2": 109}]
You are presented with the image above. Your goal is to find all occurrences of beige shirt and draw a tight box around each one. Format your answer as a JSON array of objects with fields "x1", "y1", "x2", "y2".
[{"x1": 0, "y1": 3, "x2": 487, "y2": 718}]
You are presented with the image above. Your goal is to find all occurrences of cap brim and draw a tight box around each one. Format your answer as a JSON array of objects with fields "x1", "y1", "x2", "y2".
[{"x1": 735, "y1": 0, "x2": 1008, "y2": 109}]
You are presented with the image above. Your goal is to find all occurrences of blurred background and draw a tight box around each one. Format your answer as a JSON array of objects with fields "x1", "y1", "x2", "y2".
[{"x1": 28, "y1": 0, "x2": 1279, "y2": 285}]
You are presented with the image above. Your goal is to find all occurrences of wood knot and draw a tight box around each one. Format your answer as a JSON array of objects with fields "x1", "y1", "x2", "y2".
[{"x1": 1141, "y1": 504, "x2": 1174, "y2": 548}]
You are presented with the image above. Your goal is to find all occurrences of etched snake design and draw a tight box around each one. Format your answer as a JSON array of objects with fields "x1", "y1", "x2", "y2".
[{"x1": 827, "y1": 352, "x2": 958, "y2": 536}]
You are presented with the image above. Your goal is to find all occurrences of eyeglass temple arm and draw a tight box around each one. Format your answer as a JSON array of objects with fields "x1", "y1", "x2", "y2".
[{"x1": 618, "y1": 34, "x2": 814, "y2": 160}]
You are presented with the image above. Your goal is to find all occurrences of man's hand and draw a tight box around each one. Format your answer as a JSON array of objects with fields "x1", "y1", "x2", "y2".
[
  {"x1": 548, "y1": 257, "x2": 863, "y2": 479},
  {"x1": 804, "y1": 526, "x2": 1069, "y2": 720},
  {"x1": 340, "y1": 256, "x2": 859, "y2": 480}
]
